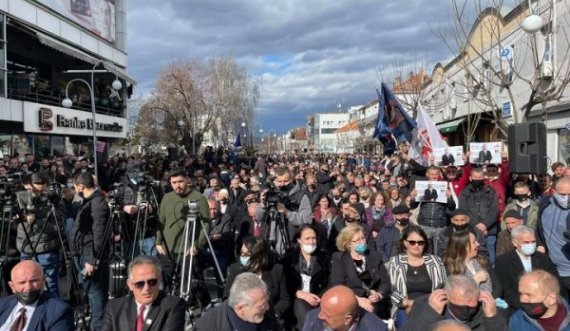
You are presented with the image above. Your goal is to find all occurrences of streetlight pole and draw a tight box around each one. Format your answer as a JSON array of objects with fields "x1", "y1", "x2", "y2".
[{"x1": 61, "y1": 62, "x2": 122, "y2": 179}]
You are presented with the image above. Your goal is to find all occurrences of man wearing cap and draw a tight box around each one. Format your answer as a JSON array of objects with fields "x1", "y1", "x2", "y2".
[
  {"x1": 496, "y1": 210, "x2": 524, "y2": 256},
  {"x1": 495, "y1": 226, "x2": 561, "y2": 316},
  {"x1": 377, "y1": 205, "x2": 411, "y2": 263},
  {"x1": 435, "y1": 209, "x2": 488, "y2": 259}
]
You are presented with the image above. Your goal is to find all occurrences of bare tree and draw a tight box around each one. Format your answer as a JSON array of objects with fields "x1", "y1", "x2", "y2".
[
  {"x1": 135, "y1": 56, "x2": 260, "y2": 155},
  {"x1": 435, "y1": 0, "x2": 570, "y2": 137}
]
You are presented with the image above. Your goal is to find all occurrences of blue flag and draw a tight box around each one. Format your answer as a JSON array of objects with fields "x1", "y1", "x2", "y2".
[
  {"x1": 372, "y1": 82, "x2": 417, "y2": 155},
  {"x1": 234, "y1": 133, "x2": 242, "y2": 147}
]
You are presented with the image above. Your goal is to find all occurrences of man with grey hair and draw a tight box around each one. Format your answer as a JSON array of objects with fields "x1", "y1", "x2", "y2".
[
  {"x1": 402, "y1": 275, "x2": 507, "y2": 331},
  {"x1": 101, "y1": 255, "x2": 186, "y2": 331},
  {"x1": 194, "y1": 272, "x2": 280, "y2": 330},
  {"x1": 495, "y1": 225, "x2": 560, "y2": 316}
]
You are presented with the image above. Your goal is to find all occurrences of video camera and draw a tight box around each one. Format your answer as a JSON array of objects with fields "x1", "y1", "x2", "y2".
[
  {"x1": 0, "y1": 173, "x2": 22, "y2": 207},
  {"x1": 265, "y1": 181, "x2": 289, "y2": 207}
]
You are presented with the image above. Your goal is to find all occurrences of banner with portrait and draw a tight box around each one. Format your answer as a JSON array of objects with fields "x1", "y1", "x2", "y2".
[
  {"x1": 414, "y1": 181, "x2": 448, "y2": 203},
  {"x1": 37, "y1": 0, "x2": 116, "y2": 42}
]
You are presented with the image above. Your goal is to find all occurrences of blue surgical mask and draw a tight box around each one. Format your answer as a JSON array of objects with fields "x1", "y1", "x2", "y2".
[
  {"x1": 355, "y1": 243, "x2": 367, "y2": 255},
  {"x1": 240, "y1": 256, "x2": 250, "y2": 266},
  {"x1": 554, "y1": 193, "x2": 570, "y2": 209},
  {"x1": 519, "y1": 243, "x2": 537, "y2": 256}
]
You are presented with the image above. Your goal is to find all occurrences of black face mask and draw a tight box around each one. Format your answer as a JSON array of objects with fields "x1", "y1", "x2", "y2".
[
  {"x1": 452, "y1": 224, "x2": 469, "y2": 231},
  {"x1": 521, "y1": 301, "x2": 548, "y2": 319},
  {"x1": 396, "y1": 219, "x2": 409, "y2": 227},
  {"x1": 448, "y1": 302, "x2": 479, "y2": 322},
  {"x1": 471, "y1": 179, "x2": 485, "y2": 189},
  {"x1": 15, "y1": 290, "x2": 41, "y2": 305},
  {"x1": 279, "y1": 182, "x2": 293, "y2": 192}
]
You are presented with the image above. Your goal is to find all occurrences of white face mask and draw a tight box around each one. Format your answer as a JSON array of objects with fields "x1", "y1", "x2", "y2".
[{"x1": 301, "y1": 244, "x2": 316, "y2": 254}]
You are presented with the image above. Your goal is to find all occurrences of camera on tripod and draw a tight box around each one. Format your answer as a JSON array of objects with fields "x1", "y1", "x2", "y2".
[
  {"x1": 107, "y1": 183, "x2": 125, "y2": 207},
  {"x1": 265, "y1": 182, "x2": 289, "y2": 208},
  {"x1": 187, "y1": 200, "x2": 198, "y2": 216},
  {"x1": 0, "y1": 174, "x2": 21, "y2": 208}
]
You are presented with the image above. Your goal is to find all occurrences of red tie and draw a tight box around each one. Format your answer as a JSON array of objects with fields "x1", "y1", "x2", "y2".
[
  {"x1": 253, "y1": 219, "x2": 261, "y2": 237},
  {"x1": 136, "y1": 305, "x2": 146, "y2": 331},
  {"x1": 10, "y1": 308, "x2": 26, "y2": 331}
]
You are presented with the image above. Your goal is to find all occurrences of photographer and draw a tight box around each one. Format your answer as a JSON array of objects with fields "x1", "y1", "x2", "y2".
[
  {"x1": 155, "y1": 168, "x2": 211, "y2": 307},
  {"x1": 15, "y1": 172, "x2": 63, "y2": 299},
  {"x1": 261, "y1": 166, "x2": 312, "y2": 256},
  {"x1": 71, "y1": 172, "x2": 110, "y2": 330}
]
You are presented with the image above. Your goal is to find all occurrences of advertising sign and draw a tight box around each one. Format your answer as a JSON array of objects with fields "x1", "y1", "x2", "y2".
[
  {"x1": 414, "y1": 181, "x2": 448, "y2": 203},
  {"x1": 24, "y1": 102, "x2": 127, "y2": 138},
  {"x1": 37, "y1": 0, "x2": 116, "y2": 42},
  {"x1": 469, "y1": 142, "x2": 502, "y2": 164}
]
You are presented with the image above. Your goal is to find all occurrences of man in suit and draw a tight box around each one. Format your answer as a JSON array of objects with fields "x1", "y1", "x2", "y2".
[
  {"x1": 194, "y1": 272, "x2": 280, "y2": 330},
  {"x1": 478, "y1": 144, "x2": 493, "y2": 164},
  {"x1": 494, "y1": 225, "x2": 561, "y2": 316},
  {"x1": 423, "y1": 184, "x2": 438, "y2": 202},
  {"x1": 101, "y1": 255, "x2": 186, "y2": 331},
  {"x1": 441, "y1": 148, "x2": 455, "y2": 166},
  {"x1": 302, "y1": 285, "x2": 387, "y2": 331},
  {"x1": 0, "y1": 260, "x2": 73, "y2": 330},
  {"x1": 229, "y1": 177, "x2": 246, "y2": 208}
]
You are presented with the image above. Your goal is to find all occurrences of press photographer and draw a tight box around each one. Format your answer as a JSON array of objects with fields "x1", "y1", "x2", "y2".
[
  {"x1": 261, "y1": 166, "x2": 312, "y2": 256},
  {"x1": 15, "y1": 172, "x2": 63, "y2": 298},
  {"x1": 155, "y1": 168, "x2": 211, "y2": 307}
]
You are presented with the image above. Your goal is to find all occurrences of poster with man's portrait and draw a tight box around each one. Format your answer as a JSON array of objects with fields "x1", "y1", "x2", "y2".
[
  {"x1": 415, "y1": 181, "x2": 448, "y2": 203},
  {"x1": 433, "y1": 146, "x2": 464, "y2": 167},
  {"x1": 469, "y1": 142, "x2": 502, "y2": 164}
]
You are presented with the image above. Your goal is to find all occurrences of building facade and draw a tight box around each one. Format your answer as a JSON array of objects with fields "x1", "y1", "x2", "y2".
[{"x1": 0, "y1": 0, "x2": 134, "y2": 160}]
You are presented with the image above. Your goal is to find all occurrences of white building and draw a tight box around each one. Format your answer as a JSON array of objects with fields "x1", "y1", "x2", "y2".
[
  {"x1": 0, "y1": 0, "x2": 134, "y2": 159},
  {"x1": 311, "y1": 113, "x2": 350, "y2": 153}
]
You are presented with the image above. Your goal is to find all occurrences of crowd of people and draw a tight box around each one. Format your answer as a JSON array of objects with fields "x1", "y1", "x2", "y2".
[{"x1": 0, "y1": 145, "x2": 569, "y2": 330}]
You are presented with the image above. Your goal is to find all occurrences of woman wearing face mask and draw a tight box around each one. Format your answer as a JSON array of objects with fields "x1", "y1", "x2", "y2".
[
  {"x1": 388, "y1": 225, "x2": 447, "y2": 329},
  {"x1": 444, "y1": 230, "x2": 499, "y2": 296},
  {"x1": 284, "y1": 224, "x2": 329, "y2": 330},
  {"x1": 223, "y1": 237, "x2": 291, "y2": 323},
  {"x1": 330, "y1": 224, "x2": 390, "y2": 317}
]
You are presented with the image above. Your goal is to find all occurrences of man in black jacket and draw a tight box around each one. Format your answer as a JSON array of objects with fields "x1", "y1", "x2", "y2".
[
  {"x1": 403, "y1": 275, "x2": 507, "y2": 331},
  {"x1": 71, "y1": 172, "x2": 110, "y2": 330},
  {"x1": 194, "y1": 272, "x2": 280, "y2": 330},
  {"x1": 459, "y1": 168, "x2": 499, "y2": 265}
]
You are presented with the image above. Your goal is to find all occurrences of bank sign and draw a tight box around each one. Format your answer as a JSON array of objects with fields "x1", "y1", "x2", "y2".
[{"x1": 24, "y1": 102, "x2": 127, "y2": 139}]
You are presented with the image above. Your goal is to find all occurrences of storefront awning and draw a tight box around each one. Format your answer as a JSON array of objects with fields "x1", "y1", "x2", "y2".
[
  {"x1": 37, "y1": 31, "x2": 99, "y2": 66},
  {"x1": 36, "y1": 31, "x2": 136, "y2": 85},
  {"x1": 437, "y1": 118, "x2": 466, "y2": 133}
]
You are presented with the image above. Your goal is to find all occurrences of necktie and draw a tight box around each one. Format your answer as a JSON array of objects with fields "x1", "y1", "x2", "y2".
[
  {"x1": 136, "y1": 305, "x2": 146, "y2": 331},
  {"x1": 10, "y1": 308, "x2": 26, "y2": 331},
  {"x1": 253, "y1": 219, "x2": 261, "y2": 237}
]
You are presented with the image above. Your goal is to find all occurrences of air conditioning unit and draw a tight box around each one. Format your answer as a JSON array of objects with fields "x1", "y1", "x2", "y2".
[{"x1": 541, "y1": 59, "x2": 553, "y2": 78}]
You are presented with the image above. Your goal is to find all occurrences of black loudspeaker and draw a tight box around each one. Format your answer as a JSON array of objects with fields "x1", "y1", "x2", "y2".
[
  {"x1": 507, "y1": 123, "x2": 547, "y2": 174},
  {"x1": 167, "y1": 147, "x2": 178, "y2": 162}
]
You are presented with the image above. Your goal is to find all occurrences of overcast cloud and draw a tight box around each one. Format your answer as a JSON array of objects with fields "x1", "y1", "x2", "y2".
[{"x1": 126, "y1": 0, "x2": 506, "y2": 133}]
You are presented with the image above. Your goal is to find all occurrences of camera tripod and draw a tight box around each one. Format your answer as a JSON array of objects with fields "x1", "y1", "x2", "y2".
[
  {"x1": 170, "y1": 200, "x2": 225, "y2": 328},
  {"x1": 102, "y1": 199, "x2": 130, "y2": 299},
  {"x1": 0, "y1": 200, "x2": 17, "y2": 296},
  {"x1": 130, "y1": 185, "x2": 159, "y2": 259},
  {"x1": 265, "y1": 204, "x2": 291, "y2": 258},
  {"x1": 19, "y1": 198, "x2": 91, "y2": 331}
]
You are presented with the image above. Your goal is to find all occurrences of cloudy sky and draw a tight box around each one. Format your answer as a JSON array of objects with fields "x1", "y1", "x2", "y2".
[{"x1": 126, "y1": 0, "x2": 514, "y2": 134}]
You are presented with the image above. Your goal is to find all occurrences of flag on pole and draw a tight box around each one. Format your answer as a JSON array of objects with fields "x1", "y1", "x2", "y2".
[
  {"x1": 408, "y1": 105, "x2": 448, "y2": 164},
  {"x1": 96, "y1": 141, "x2": 106, "y2": 153},
  {"x1": 372, "y1": 82, "x2": 417, "y2": 155},
  {"x1": 234, "y1": 133, "x2": 242, "y2": 148}
]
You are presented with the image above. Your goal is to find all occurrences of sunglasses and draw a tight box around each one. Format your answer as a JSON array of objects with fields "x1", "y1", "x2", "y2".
[
  {"x1": 133, "y1": 278, "x2": 158, "y2": 290},
  {"x1": 406, "y1": 240, "x2": 426, "y2": 246}
]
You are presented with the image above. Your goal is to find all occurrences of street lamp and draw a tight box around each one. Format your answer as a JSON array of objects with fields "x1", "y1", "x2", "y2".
[
  {"x1": 522, "y1": 0, "x2": 543, "y2": 34},
  {"x1": 61, "y1": 61, "x2": 122, "y2": 179},
  {"x1": 178, "y1": 120, "x2": 186, "y2": 153}
]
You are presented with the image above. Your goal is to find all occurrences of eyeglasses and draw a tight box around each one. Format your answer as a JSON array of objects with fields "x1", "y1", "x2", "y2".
[
  {"x1": 132, "y1": 278, "x2": 159, "y2": 289},
  {"x1": 406, "y1": 240, "x2": 426, "y2": 246},
  {"x1": 240, "y1": 252, "x2": 251, "y2": 257}
]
